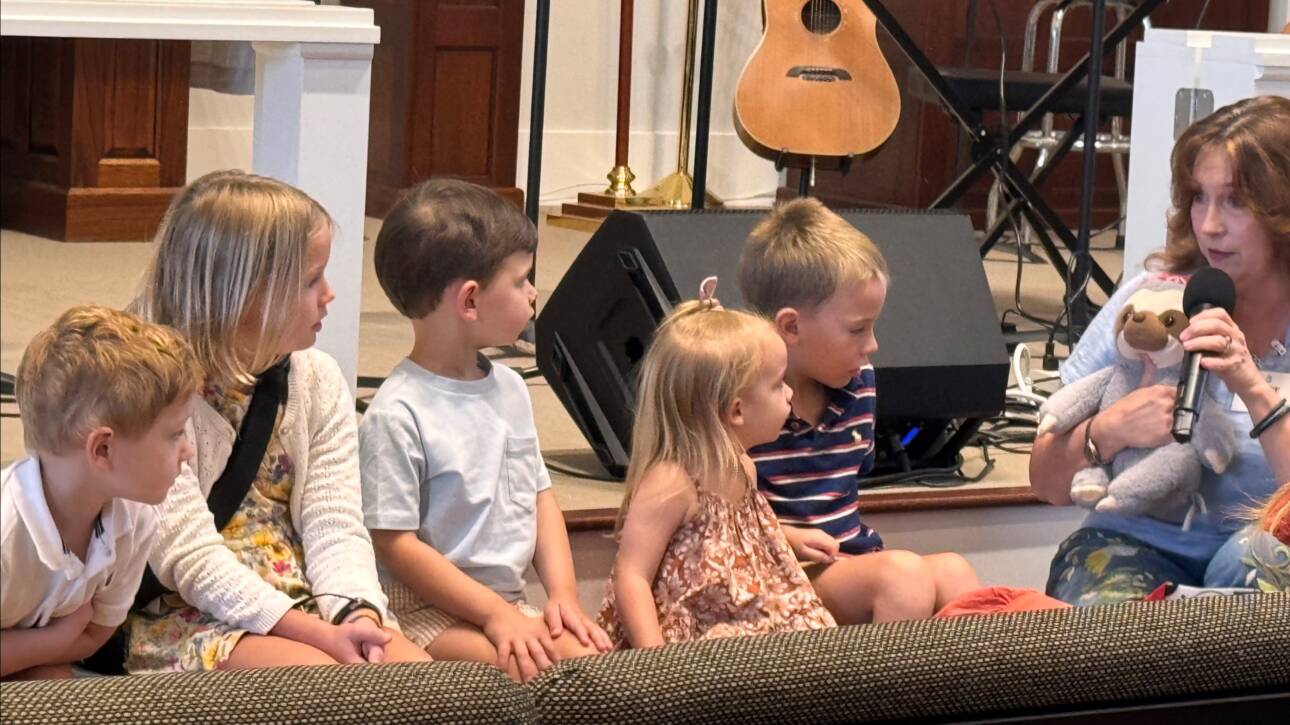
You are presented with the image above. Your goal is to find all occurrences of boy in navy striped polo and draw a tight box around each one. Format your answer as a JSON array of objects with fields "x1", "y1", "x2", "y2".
[{"x1": 738, "y1": 198, "x2": 980, "y2": 624}]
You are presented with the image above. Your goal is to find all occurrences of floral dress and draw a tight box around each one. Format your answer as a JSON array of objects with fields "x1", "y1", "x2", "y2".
[
  {"x1": 126, "y1": 381, "x2": 313, "y2": 673},
  {"x1": 598, "y1": 486, "x2": 836, "y2": 648}
]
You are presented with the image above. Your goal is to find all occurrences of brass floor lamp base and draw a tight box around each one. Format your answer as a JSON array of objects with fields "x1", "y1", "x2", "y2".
[
  {"x1": 626, "y1": 171, "x2": 721, "y2": 209},
  {"x1": 547, "y1": 172, "x2": 721, "y2": 232}
]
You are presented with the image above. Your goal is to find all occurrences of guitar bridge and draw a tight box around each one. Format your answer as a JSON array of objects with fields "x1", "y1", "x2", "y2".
[{"x1": 787, "y1": 66, "x2": 853, "y2": 83}]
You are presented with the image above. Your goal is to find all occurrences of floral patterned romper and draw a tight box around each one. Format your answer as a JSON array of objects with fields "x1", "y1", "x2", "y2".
[
  {"x1": 598, "y1": 485, "x2": 836, "y2": 647},
  {"x1": 126, "y1": 381, "x2": 315, "y2": 673}
]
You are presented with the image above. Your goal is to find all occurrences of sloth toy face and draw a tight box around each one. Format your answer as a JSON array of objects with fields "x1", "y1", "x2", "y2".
[{"x1": 1112, "y1": 285, "x2": 1188, "y2": 368}]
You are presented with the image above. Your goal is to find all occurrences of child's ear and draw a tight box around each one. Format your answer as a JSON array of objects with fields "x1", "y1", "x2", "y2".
[
  {"x1": 84, "y1": 427, "x2": 115, "y2": 471},
  {"x1": 726, "y1": 397, "x2": 745, "y2": 429},
  {"x1": 774, "y1": 308, "x2": 800, "y2": 341},
  {"x1": 455, "y1": 280, "x2": 481, "y2": 321}
]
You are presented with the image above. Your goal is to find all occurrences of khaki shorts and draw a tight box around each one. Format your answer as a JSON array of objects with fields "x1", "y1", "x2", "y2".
[{"x1": 384, "y1": 576, "x2": 542, "y2": 649}]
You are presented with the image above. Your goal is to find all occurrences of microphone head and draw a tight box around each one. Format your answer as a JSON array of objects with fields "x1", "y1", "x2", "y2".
[{"x1": 1183, "y1": 267, "x2": 1236, "y2": 317}]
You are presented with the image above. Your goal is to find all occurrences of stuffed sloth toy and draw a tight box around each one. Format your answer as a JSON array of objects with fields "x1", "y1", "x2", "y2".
[{"x1": 1037, "y1": 276, "x2": 1238, "y2": 523}]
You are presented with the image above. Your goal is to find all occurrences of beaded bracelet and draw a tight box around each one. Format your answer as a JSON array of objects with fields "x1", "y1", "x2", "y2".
[{"x1": 1250, "y1": 398, "x2": 1289, "y2": 440}]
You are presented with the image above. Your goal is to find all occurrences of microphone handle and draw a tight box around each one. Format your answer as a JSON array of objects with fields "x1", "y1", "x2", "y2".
[{"x1": 1172, "y1": 349, "x2": 1208, "y2": 443}]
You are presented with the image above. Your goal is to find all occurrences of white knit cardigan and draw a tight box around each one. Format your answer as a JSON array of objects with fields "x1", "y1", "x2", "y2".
[{"x1": 148, "y1": 348, "x2": 389, "y2": 634}]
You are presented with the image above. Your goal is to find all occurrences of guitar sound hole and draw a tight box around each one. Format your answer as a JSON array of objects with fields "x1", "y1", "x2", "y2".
[{"x1": 799, "y1": 0, "x2": 842, "y2": 34}]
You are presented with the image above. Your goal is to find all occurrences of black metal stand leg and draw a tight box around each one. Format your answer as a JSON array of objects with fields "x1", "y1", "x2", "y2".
[
  {"x1": 691, "y1": 0, "x2": 718, "y2": 210},
  {"x1": 980, "y1": 114, "x2": 1085, "y2": 256},
  {"x1": 996, "y1": 158, "x2": 1116, "y2": 295},
  {"x1": 517, "y1": 0, "x2": 550, "y2": 348},
  {"x1": 862, "y1": 0, "x2": 1158, "y2": 305},
  {"x1": 798, "y1": 160, "x2": 812, "y2": 197},
  {"x1": 931, "y1": 143, "x2": 997, "y2": 209},
  {"x1": 1070, "y1": 0, "x2": 1107, "y2": 331},
  {"x1": 524, "y1": 0, "x2": 551, "y2": 227}
]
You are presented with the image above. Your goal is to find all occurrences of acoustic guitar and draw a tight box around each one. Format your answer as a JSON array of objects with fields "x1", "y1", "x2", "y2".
[{"x1": 735, "y1": 0, "x2": 901, "y2": 159}]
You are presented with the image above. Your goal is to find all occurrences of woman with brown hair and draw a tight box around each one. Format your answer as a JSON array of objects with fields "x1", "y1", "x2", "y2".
[{"x1": 1030, "y1": 95, "x2": 1290, "y2": 605}]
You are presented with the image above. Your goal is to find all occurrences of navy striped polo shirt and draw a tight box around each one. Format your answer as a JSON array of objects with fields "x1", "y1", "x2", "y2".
[{"x1": 749, "y1": 366, "x2": 883, "y2": 556}]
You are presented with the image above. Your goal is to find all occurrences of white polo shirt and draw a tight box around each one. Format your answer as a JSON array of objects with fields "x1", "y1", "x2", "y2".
[{"x1": 1, "y1": 456, "x2": 156, "y2": 629}]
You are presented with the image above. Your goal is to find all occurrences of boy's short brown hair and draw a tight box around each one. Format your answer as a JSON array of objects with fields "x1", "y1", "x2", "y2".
[
  {"x1": 374, "y1": 178, "x2": 538, "y2": 318},
  {"x1": 738, "y1": 197, "x2": 888, "y2": 317},
  {"x1": 16, "y1": 305, "x2": 200, "y2": 455}
]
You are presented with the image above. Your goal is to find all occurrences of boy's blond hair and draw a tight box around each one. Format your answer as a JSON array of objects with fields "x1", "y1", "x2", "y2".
[
  {"x1": 135, "y1": 170, "x2": 332, "y2": 387},
  {"x1": 615, "y1": 301, "x2": 774, "y2": 533},
  {"x1": 374, "y1": 178, "x2": 538, "y2": 319},
  {"x1": 16, "y1": 305, "x2": 200, "y2": 455},
  {"x1": 738, "y1": 197, "x2": 888, "y2": 316}
]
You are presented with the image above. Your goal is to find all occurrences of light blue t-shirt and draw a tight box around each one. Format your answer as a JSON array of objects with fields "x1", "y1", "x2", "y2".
[
  {"x1": 358, "y1": 356, "x2": 552, "y2": 600},
  {"x1": 1061, "y1": 270, "x2": 1289, "y2": 571}
]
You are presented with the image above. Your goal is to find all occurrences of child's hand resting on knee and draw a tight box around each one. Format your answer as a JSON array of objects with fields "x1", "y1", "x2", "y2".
[
  {"x1": 340, "y1": 611, "x2": 392, "y2": 663},
  {"x1": 483, "y1": 604, "x2": 558, "y2": 682},
  {"x1": 319, "y1": 616, "x2": 392, "y2": 664},
  {"x1": 784, "y1": 526, "x2": 840, "y2": 565},
  {"x1": 544, "y1": 596, "x2": 614, "y2": 653}
]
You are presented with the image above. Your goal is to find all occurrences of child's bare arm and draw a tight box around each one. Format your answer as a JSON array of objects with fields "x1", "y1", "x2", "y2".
[
  {"x1": 0, "y1": 602, "x2": 94, "y2": 677},
  {"x1": 370, "y1": 530, "x2": 512, "y2": 624},
  {"x1": 532, "y1": 489, "x2": 577, "y2": 602},
  {"x1": 532, "y1": 489, "x2": 613, "y2": 652},
  {"x1": 612, "y1": 464, "x2": 696, "y2": 649},
  {"x1": 61, "y1": 622, "x2": 117, "y2": 664},
  {"x1": 371, "y1": 528, "x2": 559, "y2": 676}
]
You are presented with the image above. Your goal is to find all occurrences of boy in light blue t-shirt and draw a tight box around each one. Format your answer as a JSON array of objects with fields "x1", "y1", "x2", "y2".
[{"x1": 358, "y1": 179, "x2": 611, "y2": 684}]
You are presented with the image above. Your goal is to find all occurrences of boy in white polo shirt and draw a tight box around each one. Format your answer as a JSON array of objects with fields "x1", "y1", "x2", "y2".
[
  {"x1": 1, "y1": 306, "x2": 199, "y2": 679},
  {"x1": 359, "y1": 179, "x2": 612, "y2": 684}
]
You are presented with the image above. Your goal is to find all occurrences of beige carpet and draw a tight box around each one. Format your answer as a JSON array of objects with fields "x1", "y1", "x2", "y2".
[{"x1": 0, "y1": 211, "x2": 1123, "y2": 512}]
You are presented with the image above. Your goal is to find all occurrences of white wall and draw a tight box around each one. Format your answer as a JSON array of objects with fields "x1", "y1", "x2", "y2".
[
  {"x1": 1272, "y1": 0, "x2": 1290, "y2": 33},
  {"x1": 187, "y1": 88, "x2": 254, "y2": 182},
  {"x1": 516, "y1": 0, "x2": 779, "y2": 205}
]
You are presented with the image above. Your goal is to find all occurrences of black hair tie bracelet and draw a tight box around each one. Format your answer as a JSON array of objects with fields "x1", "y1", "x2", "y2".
[
  {"x1": 292, "y1": 593, "x2": 383, "y2": 627},
  {"x1": 1250, "y1": 398, "x2": 1289, "y2": 440}
]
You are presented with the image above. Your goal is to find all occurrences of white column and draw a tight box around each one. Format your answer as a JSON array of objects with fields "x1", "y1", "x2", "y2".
[
  {"x1": 1271, "y1": 1, "x2": 1289, "y2": 33},
  {"x1": 251, "y1": 40, "x2": 373, "y2": 392}
]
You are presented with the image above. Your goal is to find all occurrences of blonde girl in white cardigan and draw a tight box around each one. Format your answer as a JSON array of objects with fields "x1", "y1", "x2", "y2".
[{"x1": 123, "y1": 171, "x2": 430, "y2": 672}]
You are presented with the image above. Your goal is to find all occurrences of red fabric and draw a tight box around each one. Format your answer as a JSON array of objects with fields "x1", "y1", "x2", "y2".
[
  {"x1": 934, "y1": 586, "x2": 1071, "y2": 618},
  {"x1": 1143, "y1": 583, "x2": 1172, "y2": 601}
]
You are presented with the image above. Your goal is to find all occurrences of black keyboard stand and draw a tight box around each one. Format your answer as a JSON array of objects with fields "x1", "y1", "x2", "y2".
[{"x1": 861, "y1": 0, "x2": 1161, "y2": 333}]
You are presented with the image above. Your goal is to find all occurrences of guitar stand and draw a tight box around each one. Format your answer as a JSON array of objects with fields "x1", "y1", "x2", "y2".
[
  {"x1": 861, "y1": 0, "x2": 1162, "y2": 332},
  {"x1": 776, "y1": 153, "x2": 855, "y2": 198}
]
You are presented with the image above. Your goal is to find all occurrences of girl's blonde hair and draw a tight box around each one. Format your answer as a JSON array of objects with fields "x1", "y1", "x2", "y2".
[
  {"x1": 135, "y1": 170, "x2": 331, "y2": 386},
  {"x1": 615, "y1": 301, "x2": 776, "y2": 533}
]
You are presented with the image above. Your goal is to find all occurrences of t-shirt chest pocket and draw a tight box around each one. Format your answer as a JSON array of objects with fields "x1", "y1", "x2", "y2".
[{"x1": 502, "y1": 436, "x2": 540, "y2": 514}]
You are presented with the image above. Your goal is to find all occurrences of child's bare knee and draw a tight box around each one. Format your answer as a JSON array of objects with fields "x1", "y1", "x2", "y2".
[
  {"x1": 555, "y1": 635, "x2": 599, "y2": 660},
  {"x1": 877, "y1": 550, "x2": 933, "y2": 585},
  {"x1": 870, "y1": 551, "x2": 937, "y2": 621},
  {"x1": 933, "y1": 553, "x2": 978, "y2": 581}
]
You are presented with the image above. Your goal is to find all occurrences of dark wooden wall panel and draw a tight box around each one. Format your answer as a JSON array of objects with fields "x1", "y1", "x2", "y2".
[
  {"x1": 790, "y1": 0, "x2": 1270, "y2": 229},
  {"x1": 364, "y1": 0, "x2": 414, "y2": 196},
  {"x1": 0, "y1": 37, "x2": 189, "y2": 242},
  {"x1": 350, "y1": 0, "x2": 524, "y2": 216},
  {"x1": 431, "y1": 49, "x2": 496, "y2": 180}
]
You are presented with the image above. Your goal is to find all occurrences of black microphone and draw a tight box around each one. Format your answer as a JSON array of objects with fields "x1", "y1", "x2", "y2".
[{"x1": 1172, "y1": 267, "x2": 1237, "y2": 443}]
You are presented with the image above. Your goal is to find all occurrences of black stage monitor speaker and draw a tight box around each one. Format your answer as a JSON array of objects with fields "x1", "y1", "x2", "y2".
[{"x1": 535, "y1": 209, "x2": 1008, "y2": 479}]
